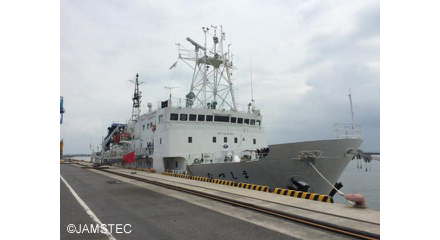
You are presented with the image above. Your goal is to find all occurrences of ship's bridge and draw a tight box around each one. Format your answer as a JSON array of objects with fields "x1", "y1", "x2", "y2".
[{"x1": 130, "y1": 102, "x2": 266, "y2": 173}]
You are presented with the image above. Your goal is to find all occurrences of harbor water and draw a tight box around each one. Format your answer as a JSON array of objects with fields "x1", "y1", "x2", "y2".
[
  {"x1": 333, "y1": 156, "x2": 380, "y2": 211},
  {"x1": 71, "y1": 155, "x2": 380, "y2": 211}
]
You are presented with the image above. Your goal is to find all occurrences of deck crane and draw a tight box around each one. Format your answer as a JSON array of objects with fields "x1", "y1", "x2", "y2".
[
  {"x1": 60, "y1": 96, "x2": 65, "y2": 159},
  {"x1": 60, "y1": 96, "x2": 65, "y2": 124}
]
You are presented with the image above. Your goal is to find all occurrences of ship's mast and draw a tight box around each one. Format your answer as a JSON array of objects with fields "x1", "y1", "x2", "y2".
[
  {"x1": 178, "y1": 25, "x2": 237, "y2": 111},
  {"x1": 128, "y1": 74, "x2": 144, "y2": 122},
  {"x1": 348, "y1": 88, "x2": 355, "y2": 125}
]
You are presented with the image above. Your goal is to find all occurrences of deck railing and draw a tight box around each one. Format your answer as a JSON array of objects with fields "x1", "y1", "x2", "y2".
[
  {"x1": 157, "y1": 98, "x2": 258, "y2": 113},
  {"x1": 334, "y1": 122, "x2": 362, "y2": 139}
]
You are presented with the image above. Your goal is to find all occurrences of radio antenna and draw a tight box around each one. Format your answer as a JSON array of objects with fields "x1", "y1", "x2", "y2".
[
  {"x1": 250, "y1": 53, "x2": 255, "y2": 110},
  {"x1": 348, "y1": 88, "x2": 355, "y2": 125}
]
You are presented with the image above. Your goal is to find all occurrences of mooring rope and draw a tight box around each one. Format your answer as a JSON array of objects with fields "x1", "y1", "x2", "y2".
[
  {"x1": 308, "y1": 162, "x2": 356, "y2": 205},
  {"x1": 308, "y1": 162, "x2": 345, "y2": 196}
]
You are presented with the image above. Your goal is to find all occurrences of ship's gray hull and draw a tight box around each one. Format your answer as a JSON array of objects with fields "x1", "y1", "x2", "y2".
[{"x1": 188, "y1": 138, "x2": 362, "y2": 195}]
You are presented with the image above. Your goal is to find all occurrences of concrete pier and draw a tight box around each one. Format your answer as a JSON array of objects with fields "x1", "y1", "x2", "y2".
[{"x1": 61, "y1": 161, "x2": 380, "y2": 239}]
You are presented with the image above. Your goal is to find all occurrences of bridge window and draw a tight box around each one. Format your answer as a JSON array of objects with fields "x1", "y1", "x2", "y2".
[
  {"x1": 189, "y1": 114, "x2": 197, "y2": 121},
  {"x1": 214, "y1": 115, "x2": 229, "y2": 122},
  {"x1": 250, "y1": 119, "x2": 255, "y2": 125},
  {"x1": 256, "y1": 120, "x2": 261, "y2": 126},
  {"x1": 224, "y1": 137, "x2": 227, "y2": 143},
  {"x1": 213, "y1": 137, "x2": 216, "y2": 143},
  {"x1": 170, "y1": 113, "x2": 178, "y2": 121},
  {"x1": 253, "y1": 139, "x2": 256, "y2": 144},
  {"x1": 234, "y1": 137, "x2": 238, "y2": 143},
  {"x1": 244, "y1": 119, "x2": 250, "y2": 125},
  {"x1": 237, "y1": 118, "x2": 243, "y2": 124},
  {"x1": 206, "y1": 115, "x2": 213, "y2": 121},
  {"x1": 180, "y1": 114, "x2": 188, "y2": 121},
  {"x1": 188, "y1": 137, "x2": 193, "y2": 143},
  {"x1": 198, "y1": 114, "x2": 205, "y2": 121},
  {"x1": 230, "y1": 117, "x2": 237, "y2": 123}
]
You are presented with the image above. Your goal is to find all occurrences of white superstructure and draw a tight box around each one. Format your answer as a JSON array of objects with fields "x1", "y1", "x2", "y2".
[{"x1": 97, "y1": 26, "x2": 363, "y2": 196}]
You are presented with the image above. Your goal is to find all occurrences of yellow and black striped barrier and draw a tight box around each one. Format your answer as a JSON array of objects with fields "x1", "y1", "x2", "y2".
[
  {"x1": 161, "y1": 173, "x2": 237, "y2": 186},
  {"x1": 162, "y1": 173, "x2": 215, "y2": 183},
  {"x1": 237, "y1": 182, "x2": 271, "y2": 192},
  {"x1": 273, "y1": 188, "x2": 333, "y2": 203},
  {"x1": 210, "y1": 179, "x2": 236, "y2": 186},
  {"x1": 192, "y1": 176, "x2": 211, "y2": 182}
]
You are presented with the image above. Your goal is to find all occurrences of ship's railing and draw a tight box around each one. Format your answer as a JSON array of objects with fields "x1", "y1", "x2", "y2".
[
  {"x1": 334, "y1": 122, "x2": 362, "y2": 139},
  {"x1": 134, "y1": 147, "x2": 154, "y2": 156},
  {"x1": 101, "y1": 147, "x2": 153, "y2": 161},
  {"x1": 179, "y1": 48, "x2": 197, "y2": 60},
  {"x1": 158, "y1": 98, "x2": 259, "y2": 114}
]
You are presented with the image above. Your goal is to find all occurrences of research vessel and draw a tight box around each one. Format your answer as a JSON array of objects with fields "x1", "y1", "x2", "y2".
[{"x1": 94, "y1": 26, "x2": 363, "y2": 195}]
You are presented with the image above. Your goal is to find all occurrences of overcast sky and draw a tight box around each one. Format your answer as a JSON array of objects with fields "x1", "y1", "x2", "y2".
[{"x1": 60, "y1": 0, "x2": 380, "y2": 154}]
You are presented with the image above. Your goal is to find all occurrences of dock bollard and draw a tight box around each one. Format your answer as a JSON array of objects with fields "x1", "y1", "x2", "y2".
[{"x1": 345, "y1": 194, "x2": 367, "y2": 208}]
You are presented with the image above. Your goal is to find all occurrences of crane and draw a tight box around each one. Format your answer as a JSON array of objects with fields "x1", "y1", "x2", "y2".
[
  {"x1": 60, "y1": 96, "x2": 65, "y2": 159},
  {"x1": 60, "y1": 96, "x2": 65, "y2": 124}
]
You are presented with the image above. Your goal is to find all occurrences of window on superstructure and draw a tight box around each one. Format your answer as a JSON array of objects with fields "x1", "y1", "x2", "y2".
[
  {"x1": 198, "y1": 115, "x2": 205, "y2": 121},
  {"x1": 147, "y1": 123, "x2": 149, "y2": 129},
  {"x1": 159, "y1": 114, "x2": 163, "y2": 123},
  {"x1": 244, "y1": 119, "x2": 250, "y2": 125},
  {"x1": 253, "y1": 139, "x2": 256, "y2": 144},
  {"x1": 180, "y1": 114, "x2": 188, "y2": 121},
  {"x1": 160, "y1": 138, "x2": 162, "y2": 144},
  {"x1": 189, "y1": 114, "x2": 197, "y2": 121},
  {"x1": 188, "y1": 137, "x2": 192, "y2": 143},
  {"x1": 170, "y1": 113, "x2": 178, "y2": 121},
  {"x1": 214, "y1": 115, "x2": 229, "y2": 122},
  {"x1": 206, "y1": 115, "x2": 213, "y2": 121},
  {"x1": 250, "y1": 119, "x2": 256, "y2": 125},
  {"x1": 224, "y1": 137, "x2": 227, "y2": 143},
  {"x1": 143, "y1": 125, "x2": 145, "y2": 130},
  {"x1": 213, "y1": 137, "x2": 216, "y2": 143},
  {"x1": 256, "y1": 120, "x2": 261, "y2": 126},
  {"x1": 234, "y1": 137, "x2": 238, "y2": 143},
  {"x1": 175, "y1": 161, "x2": 178, "y2": 168},
  {"x1": 230, "y1": 117, "x2": 237, "y2": 123},
  {"x1": 238, "y1": 118, "x2": 243, "y2": 124}
]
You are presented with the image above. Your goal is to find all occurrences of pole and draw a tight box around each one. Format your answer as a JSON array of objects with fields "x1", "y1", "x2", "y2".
[{"x1": 349, "y1": 88, "x2": 355, "y2": 125}]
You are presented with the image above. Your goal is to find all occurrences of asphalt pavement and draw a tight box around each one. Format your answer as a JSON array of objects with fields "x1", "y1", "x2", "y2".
[{"x1": 60, "y1": 164, "x2": 297, "y2": 240}]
